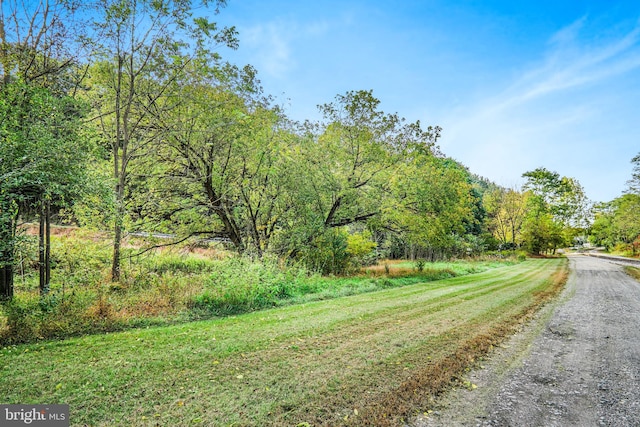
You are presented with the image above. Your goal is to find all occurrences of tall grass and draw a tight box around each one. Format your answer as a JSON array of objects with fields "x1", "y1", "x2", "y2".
[{"x1": 0, "y1": 231, "x2": 520, "y2": 344}]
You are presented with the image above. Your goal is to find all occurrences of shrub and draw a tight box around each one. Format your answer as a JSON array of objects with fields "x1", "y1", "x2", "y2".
[
  {"x1": 189, "y1": 257, "x2": 310, "y2": 316},
  {"x1": 299, "y1": 229, "x2": 378, "y2": 275},
  {"x1": 346, "y1": 231, "x2": 378, "y2": 267},
  {"x1": 144, "y1": 255, "x2": 216, "y2": 276},
  {"x1": 0, "y1": 291, "x2": 101, "y2": 344},
  {"x1": 300, "y1": 229, "x2": 351, "y2": 275}
]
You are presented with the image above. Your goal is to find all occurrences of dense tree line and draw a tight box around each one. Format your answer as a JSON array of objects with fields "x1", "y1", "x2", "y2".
[
  {"x1": 0, "y1": 1, "x2": 595, "y2": 300},
  {"x1": 591, "y1": 154, "x2": 640, "y2": 255}
]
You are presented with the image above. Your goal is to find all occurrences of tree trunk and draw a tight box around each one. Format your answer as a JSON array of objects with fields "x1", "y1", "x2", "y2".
[
  {"x1": 0, "y1": 264, "x2": 13, "y2": 300},
  {"x1": 111, "y1": 151, "x2": 126, "y2": 282},
  {"x1": 37, "y1": 199, "x2": 51, "y2": 294},
  {"x1": 45, "y1": 201, "x2": 51, "y2": 291},
  {"x1": 111, "y1": 204, "x2": 123, "y2": 282},
  {"x1": 39, "y1": 202, "x2": 45, "y2": 293},
  {"x1": 0, "y1": 201, "x2": 16, "y2": 300}
]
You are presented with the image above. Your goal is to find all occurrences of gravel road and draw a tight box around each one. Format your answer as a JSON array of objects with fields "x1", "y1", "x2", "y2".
[{"x1": 411, "y1": 255, "x2": 640, "y2": 427}]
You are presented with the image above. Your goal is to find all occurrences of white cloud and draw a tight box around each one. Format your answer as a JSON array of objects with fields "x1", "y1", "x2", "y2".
[
  {"x1": 439, "y1": 17, "x2": 640, "y2": 201},
  {"x1": 242, "y1": 22, "x2": 295, "y2": 78},
  {"x1": 507, "y1": 18, "x2": 640, "y2": 107},
  {"x1": 240, "y1": 19, "x2": 331, "y2": 79}
]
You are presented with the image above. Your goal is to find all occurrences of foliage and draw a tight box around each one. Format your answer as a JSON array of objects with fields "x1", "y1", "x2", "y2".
[
  {"x1": 591, "y1": 194, "x2": 640, "y2": 254},
  {"x1": 627, "y1": 152, "x2": 640, "y2": 194},
  {"x1": 85, "y1": 0, "x2": 239, "y2": 281},
  {"x1": 386, "y1": 155, "x2": 476, "y2": 259},
  {"x1": 0, "y1": 81, "x2": 92, "y2": 298},
  {"x1": 297, "y1": 228, "x2": 352, "y2": 275},
  {"x1": 344, "y1": 230, "x2": 378, "y2": 268},
  {"x1": 588, "y1": 153, "x2": 640, "y2": 254},
  {"x1": 484, "y1": 186, "x2": 528, "y2": 247},
  {"x1": 521, "y1": 167, "x2": 590, "y2": 254},
  {"x1": 0, "y1": 230, "x2": 518, "y2": 344}
]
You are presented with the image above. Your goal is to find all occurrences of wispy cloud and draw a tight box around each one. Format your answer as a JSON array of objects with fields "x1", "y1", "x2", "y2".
[
  {"x1": 440, "y1": 17, "x2": 640, "y2": 199},
  {"x1": 491, "y1": 17, "x2": 640, "y2": 113},
  {"x1": 242, "y1": 22, "x2": 295, "y2": 78},
  {"x1": 240, "y1": 19, "x2": 331, "y2": 79}
]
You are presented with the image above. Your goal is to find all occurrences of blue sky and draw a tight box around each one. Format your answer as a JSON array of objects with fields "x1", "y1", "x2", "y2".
[{"x1": 213, "y1": 0, "x2": 640, "y2": 203}]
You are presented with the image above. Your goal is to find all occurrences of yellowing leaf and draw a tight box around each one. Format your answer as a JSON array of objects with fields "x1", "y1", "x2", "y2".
[{"x1": 236, "y1": 374, "x2": 244, "y2": 379}]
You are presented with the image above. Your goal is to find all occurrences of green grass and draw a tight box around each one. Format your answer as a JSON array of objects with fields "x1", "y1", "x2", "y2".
[
  {"x1": 0, "y1": 258, "x2": 567, "y2": 426},
  {"x1": 1, "y1": 231, "x2": 520, "y2": 344},
  {"x1": 625, "y1": 266, "x2": 640, "y2": 281}
]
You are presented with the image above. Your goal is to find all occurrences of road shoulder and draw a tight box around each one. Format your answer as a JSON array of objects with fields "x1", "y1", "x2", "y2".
[{"x1": 409, "y1": 257, "x2": 578, "y2": 426}]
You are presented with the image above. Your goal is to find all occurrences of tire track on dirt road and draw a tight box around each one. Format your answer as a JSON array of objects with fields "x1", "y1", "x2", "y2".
[{"x1": 414, "y1": 255, "x2": 640, "y2": 427}]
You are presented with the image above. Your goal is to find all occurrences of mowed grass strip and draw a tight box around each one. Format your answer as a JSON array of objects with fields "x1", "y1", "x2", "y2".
[{"x1": 0, "y1": 258, "x2": 567, "y2": 426}]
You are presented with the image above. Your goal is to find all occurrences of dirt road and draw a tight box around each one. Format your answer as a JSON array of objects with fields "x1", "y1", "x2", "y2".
[{"x1": 413, "y1": 255, "x2": 640, "y2": 426}]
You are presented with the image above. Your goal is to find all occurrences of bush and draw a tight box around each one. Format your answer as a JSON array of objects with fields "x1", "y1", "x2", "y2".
[
  {"x1": 299, "y1": 229, "x2": 351, "y2": 275},
  {"x1": 189, "y1": 257, "x2": 310, "y2": 315},
  {"x1": 143, "y1": 255, "x2": 216, "y2": 276},
  {"x1": 346, "y1": 231, "x2": 378, "y2": 266},
  {"x1": 0, "y1": 291, "x2": 112, "y2": 344},
  {"x1": 299, "y1": 229, "x2": 378, "y2": 275}
]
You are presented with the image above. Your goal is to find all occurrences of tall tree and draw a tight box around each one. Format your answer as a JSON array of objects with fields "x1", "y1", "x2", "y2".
[
  {"x1": 284, "y1": 90, "x2": 439, "y2": 254},
  {"x1": 387, "y1": 155, "x2": 475, "y2": 260},
  {"x1": 521, "y1": 167, "x2": 589, "y2": 254},
  {"x1": 484, "y1": 187, "x2": 528, "y2": 248},
  {"x1": 0, "y1": 0, "x2": 86, "y2": 89},
  {"x1": 0, "y1": 81, "x2": 89, "y2": 299},
  {"x1": 627, "y1": 152, "x2": 640, "y2": 194},
  {"x1": 0, "y1": 0, "x2": 89, "y2": 299},
  {"x1": 86, "y1": 0, "x2": 237, "y2": 281},
  {"x1": 135, "y1": 67, "x2": 294, "y2": 255}
]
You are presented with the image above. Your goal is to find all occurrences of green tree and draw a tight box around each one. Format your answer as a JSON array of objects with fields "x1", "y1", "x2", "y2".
[
  {"x1": 0, "y1": 1, "x2": 91, "y2": 299},
  {"x1": 590, "y1": 153, "x2": 640, "y2": 254},
  {"x1": 0, "y1": 81, "x2": 90, "y2": 298},
  {"x1": 136, "y1": 67, "x2": 294, "y2": 256},
  {"x1": 590, "y1": 202, "x2": 616, "y2": 250},
  {"x1": 484, "y1": 186, "x2": 529, "y2": 248},
  {"x1": 281, "y1": 90, "x2": 439, "y2": 262},
  {"x1": 628, "y1": 152, "x2": 640, "y2": 194},
  {"x1": 388, "y1": 154, "x2": 474, "y2": 260},
  {"x1": 86, "y1": 0, "x2": 237, "y2": 281},
  {"x1": 521, "y1": 167, "x2": 589, "y2": 254}
]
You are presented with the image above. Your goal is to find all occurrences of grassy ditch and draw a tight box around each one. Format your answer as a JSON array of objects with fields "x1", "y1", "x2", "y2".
[
  {"x1": 0, "y1": 258, "x2": 567, "y2": 426},
  {"x1": 0, "y1": 229, "x2": 519, "y2": 344}
]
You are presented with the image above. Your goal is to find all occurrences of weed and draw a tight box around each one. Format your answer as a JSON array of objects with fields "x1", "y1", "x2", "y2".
[
  {"x1": 0, "y1": 230, "x2": 519, "y2": 345},
  {"x1": 625, "y1": 266, "x2": 640, "y2": 282}
]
